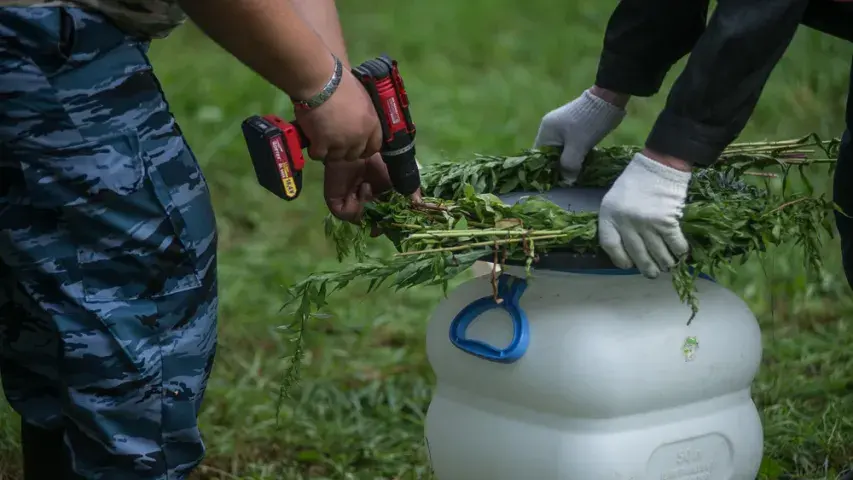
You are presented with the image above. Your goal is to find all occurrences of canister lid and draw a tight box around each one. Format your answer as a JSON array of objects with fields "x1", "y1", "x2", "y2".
[{"x1": 486, "y1": 187, "x2": 624, "y2": 273}]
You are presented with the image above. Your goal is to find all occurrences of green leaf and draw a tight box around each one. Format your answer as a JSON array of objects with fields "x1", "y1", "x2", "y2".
[
  {"x1": 502, "y1": 155, "x2": 528, "y2": 169},
  {"x1": 463, "y1": 183, "x2": 476, "y2": 199},
  {"x1": 499, "y1": 176, "x2": 520, "y2": 194}
]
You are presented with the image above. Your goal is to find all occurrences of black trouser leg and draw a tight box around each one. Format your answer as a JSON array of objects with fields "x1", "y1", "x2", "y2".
[
  {"x1": 834, "y1": 56, "x2": 853, "y2": 291},
  {"x1": 20, "y1": 420, "x2": 69, "y2": 480},
  {"x1": 835, "y1": 131, "x2": 853, "y2": 289}
]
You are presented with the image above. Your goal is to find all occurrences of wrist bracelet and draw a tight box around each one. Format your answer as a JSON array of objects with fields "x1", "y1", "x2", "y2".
[{"x1": 291, "y1": 53, "x2": 343, "y2": 111}]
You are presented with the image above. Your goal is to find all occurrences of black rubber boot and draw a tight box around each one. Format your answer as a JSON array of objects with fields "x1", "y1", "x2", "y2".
[{"x1": 20, "y1": 420, "x2": 70, "y2": 480}]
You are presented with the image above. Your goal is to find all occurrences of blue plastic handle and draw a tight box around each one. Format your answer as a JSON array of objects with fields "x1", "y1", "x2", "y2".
[{"x1": 449, "y1": 274, "x2": 530, "y2": 364}]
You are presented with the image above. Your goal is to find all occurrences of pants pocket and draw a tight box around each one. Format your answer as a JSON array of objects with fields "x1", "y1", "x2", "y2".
[{"x1": 19, "y1": 129, "x2": 203, "y2": 302}]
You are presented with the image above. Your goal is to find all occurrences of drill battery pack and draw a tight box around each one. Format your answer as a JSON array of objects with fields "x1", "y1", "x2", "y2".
[{"x1": 241, "y1": 115, "x2": 306, "y2": 201}]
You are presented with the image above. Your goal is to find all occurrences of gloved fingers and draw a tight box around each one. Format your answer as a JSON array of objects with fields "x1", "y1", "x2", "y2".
[
  {"x1": 660, "y1": 224, "x2": 690, "y2": 259},
  {"x1": 559, "y1": 146, "x2": 584, "y2": 184},
  {"x1": 533, "y1": 127, "x2": 544, "y2": 148},
  {"x1": 640, "y1": 229, "x2": 677, "y2": 272},
  {"x1": 621, "y1": 226, "x2": 660, "y2": 278},
  {"x1": 533, "y1": 113, "x2": 561, "y2": 148},
  {"x1": 598, "y1": 219, "x2": 633, "y2": 269},
  {"x1": 533, "y1": 129, "x2": 557, "y2": 149}
]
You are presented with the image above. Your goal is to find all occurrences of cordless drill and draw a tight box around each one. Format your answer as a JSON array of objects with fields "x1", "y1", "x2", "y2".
[{"x1": 241, "y1": 55, "x2": 420, "y2": 201}]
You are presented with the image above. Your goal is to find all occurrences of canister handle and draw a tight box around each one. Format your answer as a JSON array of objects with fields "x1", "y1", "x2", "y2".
[{"x1": 449, "y1": 274, "x2": 529, "y2": 364}]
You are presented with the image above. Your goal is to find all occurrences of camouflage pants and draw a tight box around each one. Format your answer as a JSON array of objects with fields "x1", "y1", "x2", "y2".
[{"x1": 0, "y1": 6, "x2": 218, "y2": 479}]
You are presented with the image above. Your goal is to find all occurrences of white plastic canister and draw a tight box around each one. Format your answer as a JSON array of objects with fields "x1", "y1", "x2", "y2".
[{"x1": 424, "y1": 264, "x2": 763, "y2": 480}]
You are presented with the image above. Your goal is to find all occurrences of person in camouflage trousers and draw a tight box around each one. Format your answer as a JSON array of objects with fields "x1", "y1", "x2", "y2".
[
  {"x1": 0, "y1": 1, "x2": 394, "y2": 478},
  {"x1": 0, "y1": 6, "x2": 219, "y2": 479}
]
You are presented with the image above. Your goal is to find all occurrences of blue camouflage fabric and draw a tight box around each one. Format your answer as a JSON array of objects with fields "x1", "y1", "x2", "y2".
[
  {"x1": 0, "y1": 6, "x2": 218, "y2": 479},
  {"x1": 2, "y1": 0, "x2": 186, "y2": 39}
]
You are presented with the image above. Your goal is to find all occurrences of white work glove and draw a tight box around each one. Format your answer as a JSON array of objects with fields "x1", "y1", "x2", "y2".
[
  {"x1": 534, "y1": 89, "x2": 626, "y2": 185},
  {"x1": 598, "y1": 152, "x2": 691, "y2": 278}
]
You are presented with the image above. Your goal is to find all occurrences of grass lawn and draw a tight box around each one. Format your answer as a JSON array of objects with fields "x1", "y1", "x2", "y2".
[{"x1": 2, "y1": 0, "x2": 853, "y2": 478}]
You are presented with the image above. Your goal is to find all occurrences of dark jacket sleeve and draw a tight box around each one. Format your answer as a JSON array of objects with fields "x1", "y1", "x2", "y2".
[
  {"x1": 595, "y1": 0, "x2": 711, "y2": 98},
  {"x1": 644, "y1": 0, "x2": 810, "y2": 167},
  {"x1": 595, "y1": 0, "x2": 853, "y2": 98},
  {"x1": 802, "y1": 0, "x2": 853, "y2": 43}
]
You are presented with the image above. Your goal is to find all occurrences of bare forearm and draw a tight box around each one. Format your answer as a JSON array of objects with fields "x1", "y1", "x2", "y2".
[
  {"x1": 178, "y1": 0, "x2": 335, "y2": 100},
  {"x1": 290, "y1": 0, "x2": 352, "y2": 68}
]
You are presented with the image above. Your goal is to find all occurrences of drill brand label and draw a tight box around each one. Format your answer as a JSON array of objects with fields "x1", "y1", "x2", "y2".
[
  {"x1": 269, "y1": 135, "x2": 298, "y2": 198},
  {"x1": 386, "y1": 97, "x2": 401, "y2": 126}
]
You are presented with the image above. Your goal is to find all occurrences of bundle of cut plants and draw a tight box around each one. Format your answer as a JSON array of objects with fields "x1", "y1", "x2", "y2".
[{"x1": 276, "y1": 134, "x2": 840, "y2": 393}]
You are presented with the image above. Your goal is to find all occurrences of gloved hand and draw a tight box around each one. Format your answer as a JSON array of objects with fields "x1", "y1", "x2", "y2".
[
  {"x1": 598, "y1": 152, "x2": 692, "y2": 278},
  {"x1": 533, "y1": 89, "x2": 626, "y2": 185}
]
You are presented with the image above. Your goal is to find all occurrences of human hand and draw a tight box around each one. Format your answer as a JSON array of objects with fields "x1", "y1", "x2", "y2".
[
  {"x1": 598, "y1": 151, "x2": 692, "y2": 278},
  {"x1": 295, "y1": 68, "x2": 383, "y2": 163},
  {"x1": 324, "y1": 153, "x2": 392, "y2": 224},
  {"x1": 533, "y1": 88, "x2": 626, "y2": 185}
]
